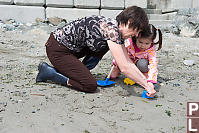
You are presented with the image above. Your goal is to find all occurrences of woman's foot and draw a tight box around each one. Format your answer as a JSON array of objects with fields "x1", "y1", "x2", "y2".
[{"x1": 36, "y1": 62, "x2": 68, "y2": 85}]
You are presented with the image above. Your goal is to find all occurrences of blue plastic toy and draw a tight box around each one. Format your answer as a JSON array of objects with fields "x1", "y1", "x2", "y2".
[
  {"x1": 141, "y1": 90, "x2": 154, "y2": 99},
  {"x1": 97, "y1": 66, "x2": 116, "y2": 87},
  {"x1": 97, "y1": 78, "x2": 115, "y2": 87}
]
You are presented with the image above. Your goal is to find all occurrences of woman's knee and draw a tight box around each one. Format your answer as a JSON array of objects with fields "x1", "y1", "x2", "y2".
[{"x1": 83, "y1": 79, "x2": 97, "y2": 93}]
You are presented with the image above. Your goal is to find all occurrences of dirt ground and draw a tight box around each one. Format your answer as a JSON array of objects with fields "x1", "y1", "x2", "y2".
[{"x1": 0, "y1": 24, "x2": 199, "y2": 133}]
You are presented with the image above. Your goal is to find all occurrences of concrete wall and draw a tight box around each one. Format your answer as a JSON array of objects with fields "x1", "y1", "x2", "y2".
[
  {"x1": 150, "y1": 0, "x2": 199, "y2": 10},
  {"x1": 170, "y1": 0, "x2": 192, "y2": 9},
  {"x1": 14, "y1": 0, "x2": 45, "y2": 6},
  {"x1": 0, "y1": 0, "x2": 147, "y2": 23},
  {"x1": 46, "y1": 0, "x2": 73, "y2": 8},
  {"x1": 0, "y1": 0, "x2": 148, "y2": 23},
  {"x1": 0, "y1": 5, "x2": 45, "y2": 22},
  {"x1": 46, "y1": 8, "x2": 99, "y2": 21},
  {"x1": 192, "y1": 0, "x2": 199, "y2": 8},
  {"x1": 0, "y1": 0, "x2": 197, "y2": 23},
  {"x1": 125, "y1": 0, "x2": 147, "y2": 8}
]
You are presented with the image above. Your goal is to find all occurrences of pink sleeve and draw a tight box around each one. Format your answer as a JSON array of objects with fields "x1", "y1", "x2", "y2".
[{"x1": 147, "y1": 49, "x2": 158, "y2": 84}]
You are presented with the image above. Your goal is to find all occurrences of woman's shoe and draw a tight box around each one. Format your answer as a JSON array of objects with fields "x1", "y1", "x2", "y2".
[{"x1": 36, "y1": 62, "x2": 68, "y2": 85}]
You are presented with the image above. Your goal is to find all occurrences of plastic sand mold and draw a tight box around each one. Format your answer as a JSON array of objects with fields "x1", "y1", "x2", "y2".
[{"x1": 123, "y1": 78, "x2": 136, "y2": 85}]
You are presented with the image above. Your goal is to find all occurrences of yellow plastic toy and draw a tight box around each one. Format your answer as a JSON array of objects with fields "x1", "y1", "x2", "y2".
[{"x1": 123, "y1": 78, "x2": 136, "y2": 85}]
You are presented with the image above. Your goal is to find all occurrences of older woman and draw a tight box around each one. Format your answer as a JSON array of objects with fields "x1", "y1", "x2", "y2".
[{"x1": 36, "y1": 6, "x2": 156, "y2": 97}]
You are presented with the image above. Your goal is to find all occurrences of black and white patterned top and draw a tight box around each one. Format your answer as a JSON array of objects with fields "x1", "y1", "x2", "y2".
[{"x1": 53, "y1": 15, "x2": 123, "y2": 53}]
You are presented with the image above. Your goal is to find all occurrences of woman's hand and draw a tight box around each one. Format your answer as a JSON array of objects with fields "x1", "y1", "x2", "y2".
[
  {"x1": 145, "y1": 82, "x2": 156, "y2": 97},
  {"x1": 107, "y1": 40, "x2": 156, "y2": 96}
]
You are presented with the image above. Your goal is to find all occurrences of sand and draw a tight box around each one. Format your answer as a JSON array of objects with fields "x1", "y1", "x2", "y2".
[{"x1": 0, "y1": 25, "x2": 199, "y2": 133}]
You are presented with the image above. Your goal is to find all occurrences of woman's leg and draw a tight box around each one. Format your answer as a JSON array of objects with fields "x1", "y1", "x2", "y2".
[
  {"x1": 43, "y1": 34, "x2": 97, "y2": 93},
  {"x1": 82, "y1": 56, "x2": 100, "y2": 70},
  {"x1": 49, "y1": 53, "x2": 97, "y2": 93},
  {"x1": 36, "y1": 62, "x2": 68, "y2": 85},
  {"x1": 81, "y1": 45, "x2": 108, "y2": 70}
]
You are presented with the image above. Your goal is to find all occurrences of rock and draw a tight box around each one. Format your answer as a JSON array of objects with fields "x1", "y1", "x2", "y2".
[
  {"x1": 57, "y1": 21, "x2": 67, "y2": 28},
  {"x1": 159, "y1": 24, "x2": 180, "y2": 34},
  {"x1": 173, "y1": 83, "x2": 180, "y2": 87},
  {"x1": 12, "y1": 22, "x2": 19, "y2": 27},
  {"x1": 0, "y1": 23, "x2": 4, "y2": 28},
  {"x1": 0, "y1": 108, "x2": 5, "y2": 112},
  {"x1": 188, "y1": 15, "x2": 199, "y2": 26},
  {"x1": 26, "y1": 23, "x2": 32, "y2": 27},
  {"x1": 170, "y1": 25, "x2": 180, "y2": 34},
  {"x1": 47, "y1": 17, "x2": 67, "y2": 26},
  {"x1": 193, "y1": 53, "x2": 199, "y2": 56},
  {"x1": 32, "y1": 111, "x2": 36, "y2": 113},
  {"x1": 195, "y1": 27, "x2": 199, "y2": 37},
  {"x1": 172, "y1": 15, "x2": 188, "y2": 27},
  {"x1": 3, "y1": 24, "x2": 15, "y2": 31},
  {"x1": 180, "y1": 23, "x2": 196, "y2": 37},
  {"x1": 183, "y1": 60, "x2": 194, "y2": 66},
  {"x1": 35, "y1": 18, "x2": 43, "y2": 23},
  {"x1": 177, "y1": 8, "x2": 199, "y2": 16},
  {"x1": 170, "y1": 8, "x2": 199, "y2": 37},
  {"x1": 6, "y1": 19, "x2": 16, "y2": 24}
]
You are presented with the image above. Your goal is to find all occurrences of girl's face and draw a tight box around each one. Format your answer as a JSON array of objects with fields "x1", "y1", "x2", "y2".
[
  {"x1": 136, "y1": 37, "x2": 152, "y2": 51},
  {"x1": 119, "y1": 22, "x2": 141, "y2": 39}
]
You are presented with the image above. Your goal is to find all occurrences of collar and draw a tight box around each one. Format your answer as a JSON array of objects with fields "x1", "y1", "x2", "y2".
[{"x1": 132, "y1": 42, "x2": 153, "y2": 53}]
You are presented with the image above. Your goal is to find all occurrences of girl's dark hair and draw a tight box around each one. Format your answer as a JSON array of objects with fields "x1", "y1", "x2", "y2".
[
  {"x1": 116, "y1": 6, "x2": 149, "y2": 31},
  {"x1": 132, "y1": 24, "x2": 162, "y2": 50}
]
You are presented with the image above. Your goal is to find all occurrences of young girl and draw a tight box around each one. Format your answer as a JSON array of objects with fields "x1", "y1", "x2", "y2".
[{"x1": 110, "y1": 24, "x2": 162, "y2": 85}]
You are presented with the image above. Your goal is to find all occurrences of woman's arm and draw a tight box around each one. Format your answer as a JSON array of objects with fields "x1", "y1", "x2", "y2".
[{"x1": 107, "y1": 40, "x2": 156, "y2": 97}]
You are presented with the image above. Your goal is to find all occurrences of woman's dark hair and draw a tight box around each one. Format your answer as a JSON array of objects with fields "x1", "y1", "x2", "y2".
[
  {"x1": 132, "y1": 24, "x2": 162, "y2": 50},
  {"x1": 116, "y1": 6, "x2": 149, "y2": 31}
]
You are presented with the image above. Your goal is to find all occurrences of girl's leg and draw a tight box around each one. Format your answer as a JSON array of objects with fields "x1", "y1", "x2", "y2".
[
  {"x1": 136, "y1": 59, "x2": 159, "y2": 91},
  {"x1": 143, "y1": 72, "x2": 149, "y2": 79},
  {"x1": 135, "y1": 58, "x2": 149, "y2": 73}
]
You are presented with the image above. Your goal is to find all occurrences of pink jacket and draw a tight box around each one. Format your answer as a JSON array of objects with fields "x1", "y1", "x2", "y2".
[{"x1": 113, "y1": 38, "x2": 158, "y2": 83}]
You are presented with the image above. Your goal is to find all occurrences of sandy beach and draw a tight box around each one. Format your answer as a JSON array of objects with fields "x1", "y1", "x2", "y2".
[{"x1": 0, "y1": 24, "x2": 199, "y2": 133}]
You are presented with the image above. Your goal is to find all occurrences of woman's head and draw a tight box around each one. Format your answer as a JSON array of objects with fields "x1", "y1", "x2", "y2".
[
  {"x1": 133, "y1": 24, "x2": 162, "y2": 51},
  {"x1": 116, "y1": 6, "x2": 149, "y2": 39}
]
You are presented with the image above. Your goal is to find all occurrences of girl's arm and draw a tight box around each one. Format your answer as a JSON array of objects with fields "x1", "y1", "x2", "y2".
[
  {"x1": 147, "y1": 48, "x2": 158, "y2": 84},
  {"x1": 107, "y1": 40, "x2": 156, "y2": 97}
]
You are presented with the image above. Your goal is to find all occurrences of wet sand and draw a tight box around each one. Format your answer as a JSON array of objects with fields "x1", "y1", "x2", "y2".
[{"x1": 0, "y1": 26, "x2": 199, "y2": 133}]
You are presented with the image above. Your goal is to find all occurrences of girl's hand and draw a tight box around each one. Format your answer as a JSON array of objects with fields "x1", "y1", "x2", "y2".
[{"x1": 145, "y1": 82, "x2": 156, "y2": 97}]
